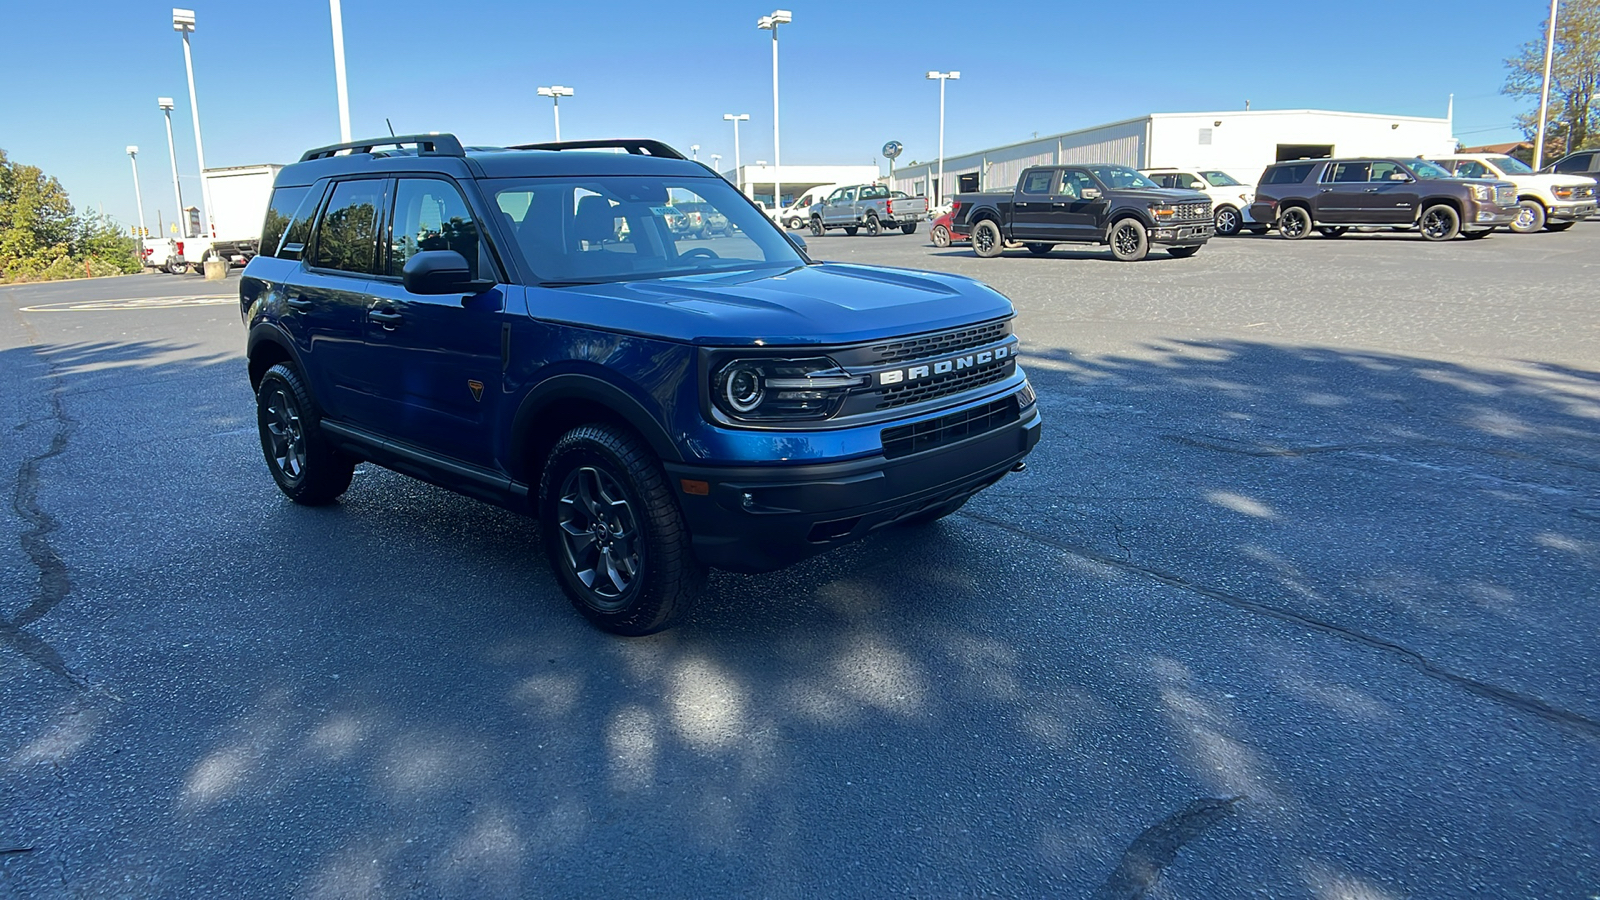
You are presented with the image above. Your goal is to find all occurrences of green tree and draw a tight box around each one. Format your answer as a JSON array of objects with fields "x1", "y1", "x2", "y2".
[
  {"x1": 0, "y1": 148, "x2": 140, "y2": 281},
  {"x1": 1503, "y1": 0, "x2": 1600, "y2": 166}
]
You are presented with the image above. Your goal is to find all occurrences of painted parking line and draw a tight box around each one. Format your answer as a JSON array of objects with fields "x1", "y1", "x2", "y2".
[{"x1": 19, "y1": 296, "x2": 236, "y2": 312}]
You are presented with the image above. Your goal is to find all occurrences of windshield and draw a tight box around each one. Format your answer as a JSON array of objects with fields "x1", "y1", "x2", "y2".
[
  {"x1": 1084, "y1": 165, "x2": 1160, "y2": 190},
  {"x1": 1405, "y1": 159, "x2": 1455, "y2": 180},
  {"x1": 1489, "y1": 155, "x2": 1533, "y2": 175},
  {"x1": 1200, "y1": 170, "x2": 1242, "y2": 186},
  {"x1": 489, "y1": 175, "x2": 802, "y2": 285}
]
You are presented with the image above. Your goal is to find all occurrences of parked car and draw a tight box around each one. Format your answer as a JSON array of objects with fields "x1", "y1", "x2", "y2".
[
  {"x1": 780, "y1": 184, "x2": 841, "y2": 229},
  {"x1": 1249, "y1": 157, "x2": 1518, "y2": 241},
  {"x1": 674, "y1": 201, "x2": 732, "y2": 238},
  {"x1": 240, "y1": 134, "x2": 1039, "y2": 635},
  {"x1": 1429, "y1": 153, "x2": 1596, "y2": 233},
  {"x1": 951, "y1": 164, "x2": 1213, "y2": 261},
  {"x1": 929, "y1": 210, "x2": 968, "y2": 248},
  {"x1": 139, "y1": 236, "x2": 188, "y2": 274},
  {"x1": 1141, "y1": 168, "x2": 1262, "y2": 236},
  {"x1": 809, "y1": 184, "x2": 928, "y2": 236},
  {"x1": 1540, "y1": 149, "x2": 1600, "y2": 182}
]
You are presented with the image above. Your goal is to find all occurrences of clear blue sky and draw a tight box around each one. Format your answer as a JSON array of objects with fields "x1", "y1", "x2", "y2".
[{"x1": 0, "y1": 0, "x2": 1544, "y2": 232}]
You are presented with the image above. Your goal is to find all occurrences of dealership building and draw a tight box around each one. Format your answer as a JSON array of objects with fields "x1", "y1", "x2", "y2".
[{"x1": 889, "y1": 108, "x2": 1458, "y2": 202}]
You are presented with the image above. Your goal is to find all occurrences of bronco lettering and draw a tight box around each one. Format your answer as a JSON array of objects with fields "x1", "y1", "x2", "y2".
[{"x1": 878, "y1": 342, "x2": 1014, "y2": 386}]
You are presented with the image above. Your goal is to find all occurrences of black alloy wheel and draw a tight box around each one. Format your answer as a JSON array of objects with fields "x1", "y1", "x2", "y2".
[
  {"x1": 1278, "y1": 207, "x2": 1312, "y2": 240},
  {"x1": 256, "y1": 363, "x2": 354, "y2": 505},
  {"x1": 1419, "y1": 204, "x2": 1461, "y2": 241},
  {"x1": 972, "y1": 220, "x2": 1003, "y2": 258},
  {"x1": 809, "y1": 216, "x2": 824, "y2": 237},
  {"x1": 1108, "y1": 218, "x2": 1149, "y2": 261},
  {"x1": 865, "y1": 215, "x2": 881, "y2": 237},
  {"x1": 1214, "y1": 206, "x2": 1242, "y2": 236}
]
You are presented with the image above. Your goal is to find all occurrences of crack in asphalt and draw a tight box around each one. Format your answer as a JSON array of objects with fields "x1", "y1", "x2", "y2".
[
  {"x1": 1092, "y1": 796, "x2": 1242, "y2": 900},
  {"x1": 959, "y1": 510, "x2": 1600, "y2": 742}
]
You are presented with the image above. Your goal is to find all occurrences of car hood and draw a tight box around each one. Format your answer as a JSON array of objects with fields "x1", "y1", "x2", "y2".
[
  {"x1": 1114, "y1": 188, "x2": 1211, "y2": 203},
  {"x1": 525, "y1": 262, "x2": 1014, "y2": 346}
]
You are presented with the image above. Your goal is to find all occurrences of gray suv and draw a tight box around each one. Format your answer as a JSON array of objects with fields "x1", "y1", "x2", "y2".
[{"x1": 1249, "y1": 157, "x2": 1518, "y2": 241}]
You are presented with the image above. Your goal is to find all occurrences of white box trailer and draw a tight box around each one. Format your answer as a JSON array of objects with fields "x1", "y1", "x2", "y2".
[{"x1": 192, "y1": 164, "x2": 282, "y2": 269}]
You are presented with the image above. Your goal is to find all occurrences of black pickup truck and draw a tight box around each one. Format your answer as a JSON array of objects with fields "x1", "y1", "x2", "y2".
[{"x1": 951, "y1": 164, "x2": 1214, "y2": 261}]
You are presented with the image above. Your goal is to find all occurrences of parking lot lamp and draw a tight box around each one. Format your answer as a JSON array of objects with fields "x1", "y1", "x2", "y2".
[
  {"x1": 172, "y1": 8, "x2": 214, "y2": 238},
  {"x1": 157, "y1": 97, "x2": 185, "y2": 237},
  {"x1": 691, "y1": 144, "x2": 699, "y2": 161},
  {"x1": 723, "y1": 113, "x2": 749, "y2": 193},
  {"x1": 710, "y1": 153, "x2": 721, "y2": 175},
  {"x1": 126, "y1": 146, "x2": 148, "y2": 242},
  {"x1": 329, "y1": 0, "x2": 352, "y2": 142},
  {"x1": 926, "y1": 70, "x2": 959, "y2": 205},
  {"x1": 757, "y1": 10, "x2": 791, "y2": 209},
  {"x1": 537, "y1": 86, "x2": 574, "y2": 141}
]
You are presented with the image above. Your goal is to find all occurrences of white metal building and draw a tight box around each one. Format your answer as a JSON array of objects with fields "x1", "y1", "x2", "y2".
[
  {"x1": 891, "y1": 108, "x2": 1458, "y2": 202},
  {"x1": 727, "y1": 164, "x2": 881, "y2": 208}
]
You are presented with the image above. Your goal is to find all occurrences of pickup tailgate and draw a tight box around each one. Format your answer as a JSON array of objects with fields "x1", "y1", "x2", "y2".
[{"x1": 886, "y1": 196, "x2": 928, "y2": 220}]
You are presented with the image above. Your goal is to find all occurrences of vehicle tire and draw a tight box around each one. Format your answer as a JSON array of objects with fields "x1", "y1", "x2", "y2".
[
  {"x1": 1214, "y1": 206, "x2": 1242, "y2": 236},
  {"x1": 539, "y1": 424, "x2": 705, "y2": 635},
  {"x1": 1278, "y1": 206, "x2": 1312, "y2": 240},
  {"x1": 931, "y1": 224, "x2": 952, "y2": 248},
  {"x1": 972, "y1": 219, "x2": 1003, "y2": 258},
  {"x1": 1025, "y1": 243, "x2": 1052, "y2": 256},
  {"x1": 844, "y1": 226, "x2": 859, "y2": 236},
  {"x1": 901, "y1": 222, "x2": 918, "y2": 235},
  {"x1": 1460, "y1": 228, "x2": 1493, "y2": 239},
  {"x1": 166, "y1": 259, "x2": 186, "y2": 275},
  {"x1": 810, "y1": 216, "x2": 824, "y2": 237},
  {"x1": 1510, "y1": 200, "x2": 1546, "y2": 234},
  {"x1": 899, "y1": 495, "x2": 969, "y2": 527},
  {"x1": 1108, "y1": 217, "x2": 1149, "y2": 261},
  {"x1": 1318, "y1": 226, "x2": 1349, "y2": 238},
  {"x1": 1419, "y1": 204, "x2": 1461, "y2": 241},
  {"x1": 1247, "y1": 226, "x2": 1270, "y2": 235},
  {"x1": 1167, "y1": 245, "x2": 1201, "y2": 258},
  {"x1": 864, "y1": 215, "x2": 881, "y2": 237},
  {"x1": 256, "y1": 363, "x2": 354, "y2": 506},
  {"x1": 1544, "y1": 220, "x2": 1576, "y2": 232}
]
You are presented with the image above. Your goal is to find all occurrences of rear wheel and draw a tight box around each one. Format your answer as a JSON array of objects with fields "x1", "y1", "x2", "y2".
[
  {"x1": 1167, "y1": 245, "x2": 1201, "y2": 258},
  {"x1": 165, "y1": 258, "x2": 185, "y2": 275},
  {"x1": 256, "y1": 363, "x2": 354, "y2": 505},
  {"x1": 1419, "y1": 204, "x2": 1461, "y2": 241},
  {"x1": 1545, "y1": 220, "x2": 1576, "y2": 232},
  {"x1": 1108, "y1": 218, "x2": 1149, "y2": 261},
  {"x1": 931, "y1": 224, "x2": 952, "y2": 248},
  {"x1": 901, "y1": 222, "x2": 917, "y2": 235},
  {"x1": 540, "y1": 424, "x2": 705, "y2": 635},
  {"x1": 1214, "y1": 206, "x2": 1242, "y2": 236},
  {"x1": 1510, "y1": 200, "x2": 1546, "y2": 234},
  {"x1": 1278, "y1": 206, "x2": 1312, "y2": 240},
  {"x1": 864, "y1": 215, "x2": 881, "y2": 237},
  {"x1": 972, "y1": 219, "x2": 1003, "y2": 258},
  {"x1": 1025, "y1": 243, "x2": 1052, "y2": 256}
]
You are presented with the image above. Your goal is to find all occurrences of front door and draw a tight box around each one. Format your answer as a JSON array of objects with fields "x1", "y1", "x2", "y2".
[
  {"x1": 823, "y1": 187, "x2": 857, "y2": 227},
  {"x1": 1053, "y1": 168, "x2": 1109, "y2": 242},
  {"x1": 1009, "y1": 168, "x2": 1058, "y2": 241},
  {"x1": 1314, "y1": 160, "x2": 1374, "y2": 224},
  {"x1": 1356, "y1": 160, "x2": 1421, "y2": 225},
  {"x1": 363, "y1": 176, "x2": 506, "y2": 468}
]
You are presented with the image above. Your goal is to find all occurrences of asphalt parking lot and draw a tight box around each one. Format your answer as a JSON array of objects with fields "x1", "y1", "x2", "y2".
[{"x1": 2, "y1": 225, "x2": 1597, "y2": 898}]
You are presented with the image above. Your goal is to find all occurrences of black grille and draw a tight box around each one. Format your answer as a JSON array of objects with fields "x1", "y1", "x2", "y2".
[
  {"x1": 1576, "y1": 185, "x2": 1596, "y2": 200},
  {"x1": 869, "y1": 321, "x2": 1009, "y2": 364},
  {"x1": 1174, "y1": 201, "x2": 1211, "y2": 222},
  {"x1": 882, "y1": 397, "x2": 1019, "y2": 459},
  {"x1": 877, "y1": 360, "x2": 1013, "y2": 410}
]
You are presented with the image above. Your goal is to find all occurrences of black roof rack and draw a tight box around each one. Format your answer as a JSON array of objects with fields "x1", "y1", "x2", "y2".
[
  {"x1": 299, "y1": 133, "x2": 466, "y2": 162},
  {"x1": 507, "y1": 139, "x2": 687, "y2": 160}
]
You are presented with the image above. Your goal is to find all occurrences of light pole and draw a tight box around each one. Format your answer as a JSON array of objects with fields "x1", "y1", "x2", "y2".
[
  {"x1": 691, "y1": 144, "x2": 700, "y2": 161},
  {"x1": 329, "y1": 0, "x2": 352, "y2": 142},
  {"x1": 926, "y1": 70, "x2": 959, "y2": 206},
  {"x1": 537, "y1": 85, "x2": 574, "y2": 141},
  {"x1": 710, "y1": 153, "x2": 722, "y2": 175},
  {"x1": 1534, "y1": 0, "x2": 1559, "y2": 168},
  {"x1": 723, "y1": 113, "x2": 749, "y2": 193},
  {"x1": 757, "y1": 10, "x2": 791, "y2": 210},
  {"x1": 157, "y1": 97, "x2": 185, "y2": 237},
  {"x1": 173, "y1": 8, "x2": 214, "y2": 238},
  {"x1": 126, "y1": 146, "x2": 148, "y2": 241}
]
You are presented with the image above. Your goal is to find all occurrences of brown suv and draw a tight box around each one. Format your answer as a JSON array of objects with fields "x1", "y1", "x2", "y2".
[{"x1": 1249, "y1": 157, "x2": 1518, "y2": 241}]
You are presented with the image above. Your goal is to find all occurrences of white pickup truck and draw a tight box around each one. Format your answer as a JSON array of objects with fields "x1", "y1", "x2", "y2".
[
  {"x1": 808, "y1": 183, "x2": 928, "y2": 236},
  {"x1": 1427, "y1": 153, "x2": 1597, "y2": 233}
]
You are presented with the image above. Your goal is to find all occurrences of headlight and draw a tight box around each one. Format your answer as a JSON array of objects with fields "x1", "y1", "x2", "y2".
[
  {"x1": 1555, "y1": 186, "x2": 1574, "y2": 199},
  {"x1": 712, "y1": 357, "x2": 867, "y2": 421},
  {"x1": 1470, "y1": 184, "x2": 1493, "y2": 201},
  {"x1": 1150, "y1": 203, "x2": 1176, "y2": 219}
]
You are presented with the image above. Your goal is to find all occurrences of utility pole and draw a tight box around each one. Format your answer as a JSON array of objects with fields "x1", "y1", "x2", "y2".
[
  {"x1": 173, "y1": 8, "x2": 215, "y2": 238},
  {"x1": 158, "y1": 97, "x2": 185, "y2": 236},
  {"x1": 1534, "y1": 0, "x2": 1560, "y2": 168}
]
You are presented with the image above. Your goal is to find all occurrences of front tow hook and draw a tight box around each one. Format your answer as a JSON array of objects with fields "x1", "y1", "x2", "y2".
[{"x1": 1011, "y1": 461, "x2": 1027, "y2": 473}]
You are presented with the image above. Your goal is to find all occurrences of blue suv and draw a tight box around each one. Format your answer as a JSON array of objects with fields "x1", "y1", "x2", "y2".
[{"x1": 241, "y1": 134, "x2": 1040, "y2": 634}]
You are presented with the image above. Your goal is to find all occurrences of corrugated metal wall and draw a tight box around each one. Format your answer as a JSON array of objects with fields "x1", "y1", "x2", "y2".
[{"x1": 891, "y1": 118, "x2": 1149, "y2": 198}]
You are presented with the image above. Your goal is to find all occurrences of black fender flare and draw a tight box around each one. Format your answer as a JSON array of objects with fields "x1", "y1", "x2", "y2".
[
  {"x1": 509, "y1": 371, "x2": 683, "y2": 478},
  {"x1": 245, "y1": 322, "x2": 306, "y2": 388}
]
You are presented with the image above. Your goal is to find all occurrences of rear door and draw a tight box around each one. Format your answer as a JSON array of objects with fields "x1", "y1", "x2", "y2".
[
  {"x1": 1315, "y1": 161, "x2": 1372, "y2": 223},
  {"x1": 1009, "y1": 168, "x2": 1058, "y2": 241},
  {"x1": 362, "y1": 176, "x2": 506, "y2": 467},
  {"x1": 298, "y1": 177, "x2": 390, "y2": 428}
]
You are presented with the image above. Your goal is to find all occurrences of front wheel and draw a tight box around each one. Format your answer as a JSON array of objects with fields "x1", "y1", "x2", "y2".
[
  {"x1": 1025, "y1": 243, "x2": 1052, "y2": 256},
  {"x1": 1510, "y1": 200, "x2": 1546, "y2": 234},
  {"x1": 843, "y1": 226, "x2": 859, "y2": 236},
  {"x1": 1419, "y1": 204, "x2": 1461, "y2": 241},
  {"x1": 810, "y1": 217, "x2": 824, "y2": 237},
  {"x1": 1167, "y1": 245, "x2": 1201, "y2": 258},
  {"x1": 1278, "y1": 206, "x2": 1312, "y2": 240},
  {"x1": 931, "y1": 224, "x2": 952, "y2": 248},
  {"x1": 1108, "y1": 218, "x2": 1149, "y2": 261},
  {"x1": 972, "y1": 219, "x2": 1003, "y2": 258},
  {"x1": 540, "y1": 424, "x2": 705, "y2": 635},
  {"x1": 256, "y1": 363, "x2": 354, "y2": 505},
  {"x1": 1214, "y1": 206, "x2": 1242, "y2": 236},
  {"x1": 1544, "y1": 220, "x2": 1576, "y2": 232},
  {"x1": 901, "y1": 222, "x2": 917, "y2": 235}
]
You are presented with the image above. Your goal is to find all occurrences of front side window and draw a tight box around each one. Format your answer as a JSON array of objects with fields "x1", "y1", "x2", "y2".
[
  {"x1": 260, "y1": 186, "x2": 308, "y2": 259},
  {"x1": 1404, "y1": 159, "x2": 1454, "y2": 180},
  {"x1": 1488, "y1": 156, "x2": 1532, "y2": 175},
  {"x1": 310, "y1": 179, "x2": 385, "y2": 274},
  {"x1": 389, "y1": 178, "x2": 481, "y2": 279},
  {"x1": 1083, "y1": 165, "x2": 1159, "y2": 190},
  {"x1": 1201, "y1": 170, "x2": 1241, "y2": 186},
  {"x1": 490, "y1": 175, "x2": 804, "y2": 285},
  {"x1": 1369, "y1": 161, "x2": 1407, "y2": 182},
  {"x1": 1059, "y1": 169, "x2": 1098, "y2": 199},
  {"x1": 1552, "y1": 153, "x2": 1592, "y2": 174}
]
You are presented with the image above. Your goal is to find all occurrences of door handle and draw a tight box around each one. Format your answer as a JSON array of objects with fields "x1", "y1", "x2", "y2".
[
  {"x1": 1363, "y1": 188, "x2": 1381, "y2": 193},
  {"x1": 367, "y1": 308, "x2": 403, "y2": 328},
  {"x1": 285, "y1": 297, "x2": 312, "y2": 310},
  {"x1": 1052, "y1": 202, "x2": 1068, "y2": 208},
  {"x1": 1016, "y1": 202, "x2": 1031, "y2": 208},
  {"x1": 1319, "y1": 188, "x2": 1334, "y2": 193}
]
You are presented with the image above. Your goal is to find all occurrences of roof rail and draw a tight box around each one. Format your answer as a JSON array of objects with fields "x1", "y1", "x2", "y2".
[
  {"x1": 507, "y1": 139, "x2": 688, "y2": 160},
  {"x1": 299, "y1": 133, "x2": 466, "y2": 162}
]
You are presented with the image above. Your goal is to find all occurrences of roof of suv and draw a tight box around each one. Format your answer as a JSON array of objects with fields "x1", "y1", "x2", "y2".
[{"x1": 275, "y1": 133, "x2": 714, "y2": 188}]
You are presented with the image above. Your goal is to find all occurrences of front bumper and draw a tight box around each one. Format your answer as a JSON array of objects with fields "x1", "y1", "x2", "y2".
[
  {"x1": 1549, "y1": 199, "x2": 1596, "y2": 221},
  {"x1": 1150, "y1": 221, "x2": 1214, "y2": 245},
  {"x1": 665, "y1": 402, "x2": 1042, "y2": 572},
  {"x1": 1466, "y1": 199, "x2": 1518, "y2": 227}
]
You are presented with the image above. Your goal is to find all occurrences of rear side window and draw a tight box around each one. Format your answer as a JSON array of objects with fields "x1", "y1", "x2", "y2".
[
  {"x1": 1021, "y1": 170, "x2": 1053, "y2": 194},
  {"x1": 311, "y1": 180, "x2": 385, "y2": 274},
  {"x1": 1264, "y1": 163, "x2": 1316, "y2": 185},
  {"x1": 260, "y1": 187, "x2": 308, "y2": 258},
  {"x1": 277, "y1": 185, "x2": 325, "y2": 259}
]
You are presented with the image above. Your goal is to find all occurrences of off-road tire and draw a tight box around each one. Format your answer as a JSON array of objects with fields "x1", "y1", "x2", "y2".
[
  {"x1": 1419, "y1": 204, "x2": 1461, "y2": 242},
  {"x1": 1278, "y1": 206, "x2": 1312, "y2": 240},
  {"x1": 900, "y1": 222, "x2": 917, "y2": 235},
  {"x1": 1214, "y1": 206, "x2": 1242, "y2": 236},
  {"x1": 810, "y1": 216, "x2": 824, "y2": 237},
  {"x1": 864, "y1": 215, "x2": 881, "y2": 237},
  {"x1": 1510, "y1": 200, "x2": 1546, "y2": 234},
  {"x1": 972, "y1": 219, "x2": 1003, "y2": 258},
  {"x1": 1108, "y1": 217, "x2": 1149, "y2": 261},
  {"x1": 256, "y1": 363, "x2": 354, "y2": 505},
  {"x1": 539, "y1": 424, "x2": 705, "y2": 635},
  {"x1": 1167, "y1": 245, "x2": 1201, "y2": 258},
  {"x1": 1025, "y1": 243, "x2": 1052, "y2": 256},
  {"x1": 931, "y1": 224, "x2": 952, "y2": 248}
]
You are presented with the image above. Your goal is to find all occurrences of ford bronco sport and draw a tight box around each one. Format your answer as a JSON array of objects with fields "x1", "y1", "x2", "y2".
[{"x1": 241, "y1": 135, "x2": 1040, "y2": 634}]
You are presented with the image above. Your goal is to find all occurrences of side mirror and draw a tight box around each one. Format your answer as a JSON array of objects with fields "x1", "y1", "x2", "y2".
[
  {"x1": 403, "y1": 250, "x2": 477, "y2": 295},
  {"x1": 789, "y1": 233, "x2": 809, "y2": 253},
  {"x1": 1082, "y1": 188, "x2": 1102, "y2": 200},
  {"x1": 1189, "y1": 180, "x2": 1206, "y2": 190},
  {"x1": 1389, "y1": 173, "x2": 1412, "y2": 182}
]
